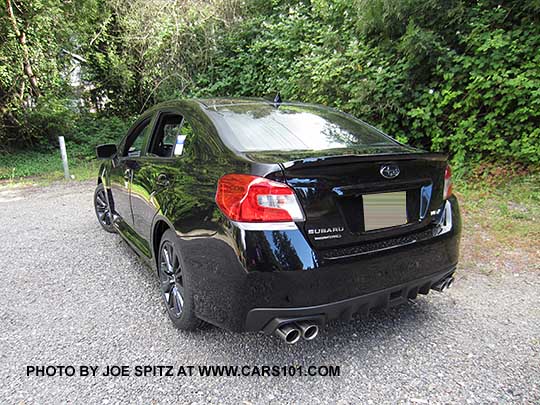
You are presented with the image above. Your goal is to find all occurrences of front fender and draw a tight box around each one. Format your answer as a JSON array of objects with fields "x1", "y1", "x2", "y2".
[{"x1": 98, "y1": 162, "x2": 112, "y2": 188}]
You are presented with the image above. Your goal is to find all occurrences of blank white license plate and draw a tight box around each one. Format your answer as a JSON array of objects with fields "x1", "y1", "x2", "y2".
[{"x1": 363, "y1": 192, "x2": 407, "y2": 231}]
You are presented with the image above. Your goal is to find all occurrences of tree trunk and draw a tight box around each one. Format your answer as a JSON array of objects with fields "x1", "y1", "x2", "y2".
[{"x1": 5, "y1": 0, "x2": 41, "y2": 98}]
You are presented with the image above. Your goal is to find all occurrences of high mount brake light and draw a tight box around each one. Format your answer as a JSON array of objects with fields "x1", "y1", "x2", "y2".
[
  {"x1": 215, "y1": 174, "x2": 305, "y2": 222},
  {"x1": 444, "y1": 165, "x2": 453, "y2": 199}
]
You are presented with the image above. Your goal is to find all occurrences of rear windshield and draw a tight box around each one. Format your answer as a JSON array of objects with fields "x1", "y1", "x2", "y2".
[{"x1": 207, "y1": 103, "x2": 397, "y2": 152}]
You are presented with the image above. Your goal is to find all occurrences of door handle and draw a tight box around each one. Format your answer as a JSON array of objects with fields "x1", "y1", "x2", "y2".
[{"x1": 156, "y1": 173, "x2": 170, "y2": 187}]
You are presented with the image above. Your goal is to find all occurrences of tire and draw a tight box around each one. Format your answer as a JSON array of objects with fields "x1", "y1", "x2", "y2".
[
  {"x1": 94, "y1": 183, "x2": 116, "y2": 233},
  {"x1": 158, "y1": 229, "x2": 205, "y2": 330}
]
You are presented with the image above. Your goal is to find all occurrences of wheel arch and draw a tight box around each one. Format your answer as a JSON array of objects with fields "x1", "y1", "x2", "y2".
[{"x1": 151, "y1": 216, "x2": 176, "y2": 269}]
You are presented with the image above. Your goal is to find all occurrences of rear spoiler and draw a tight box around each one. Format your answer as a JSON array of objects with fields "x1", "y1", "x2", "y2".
[{"x1": 280, "y1": 152, "x2": 447, "y2": 170}]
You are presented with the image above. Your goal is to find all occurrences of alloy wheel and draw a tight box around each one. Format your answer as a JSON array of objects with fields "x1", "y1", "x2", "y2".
[
  {"x1": 159, "y1": 241, "x2": 184, "y2": 318},
  {"x1": 95, "y1": 188, "x2": 112, "y2": 226}
]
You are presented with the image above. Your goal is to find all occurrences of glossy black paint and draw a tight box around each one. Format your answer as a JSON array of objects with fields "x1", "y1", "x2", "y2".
[
  {"x1": 96, "y1": 143, "x2": 117, "y2": 159},
  {"x1": 96, "y1": 98, "x2": 461, "y2": 332}
]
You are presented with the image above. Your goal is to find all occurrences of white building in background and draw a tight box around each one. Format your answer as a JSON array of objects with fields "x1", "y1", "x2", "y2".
[{"x1": 61, "y1": 49, "x2": 109, "y2": 112}]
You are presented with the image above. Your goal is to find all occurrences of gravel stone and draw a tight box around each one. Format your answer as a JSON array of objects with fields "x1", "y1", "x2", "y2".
[{"x1": 0, "y1": 181, "x2": 538, "y2": 404}]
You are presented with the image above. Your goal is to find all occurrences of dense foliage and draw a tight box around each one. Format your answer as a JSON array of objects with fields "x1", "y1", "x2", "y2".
[{"x1": 1, "y1": 0, "x2": 539, "y2": 170}]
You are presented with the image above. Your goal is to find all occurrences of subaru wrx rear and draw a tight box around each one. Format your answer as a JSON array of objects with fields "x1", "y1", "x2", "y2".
[{"x1": 94, "y1": 98, "x2": 461, "y2": 343}]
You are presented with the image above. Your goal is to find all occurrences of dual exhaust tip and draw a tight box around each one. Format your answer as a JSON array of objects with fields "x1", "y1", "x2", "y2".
[
  {"x1": 432, "y1": 276, "x2": 455, "y2": 292},
  {"x1": 275, "y1": 276, "x2": 456, "y2": 343},
  {"x1": 275, "y1": 321, "x2": 319, "y2": 344}
]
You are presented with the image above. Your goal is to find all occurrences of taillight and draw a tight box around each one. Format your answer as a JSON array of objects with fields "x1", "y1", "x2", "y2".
[
  {"x1": 444, "y1": 165, "x2": 453, "y2": 199},
  {"x1": 216, "y1": 174, "x2": 304, "y2": 222}
]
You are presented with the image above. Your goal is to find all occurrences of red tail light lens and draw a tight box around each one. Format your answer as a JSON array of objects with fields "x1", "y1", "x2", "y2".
[
  {"x1": 444, "y1": 165, "x2": 453, "y2": 199},
  {"x1": 216, "y1": 174, "x2": 304, "y2": 222}
]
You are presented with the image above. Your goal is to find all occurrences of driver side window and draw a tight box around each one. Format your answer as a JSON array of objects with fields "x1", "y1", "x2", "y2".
[{"x1": 123, "y1": 118, "x2": 151, "y2": 157}]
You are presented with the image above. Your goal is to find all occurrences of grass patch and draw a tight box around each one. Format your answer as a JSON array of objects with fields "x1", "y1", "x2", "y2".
[
  {"x1": 0, "y1": 150, "x2": 63, "y2": 179},
  {"x1": 455, "y1": 164, "x2": 539, "y2": 273},
  {"x1": 456, "y1": 167, "x2": 540, "y2": 245},
  {"x1": 0, "y1": 150, "x2": 99, "y2": 184}
]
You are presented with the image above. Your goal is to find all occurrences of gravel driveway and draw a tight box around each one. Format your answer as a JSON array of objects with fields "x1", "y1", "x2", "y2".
[{"x1": 1, "y1": 181, "x2": 539, "y2": 404}]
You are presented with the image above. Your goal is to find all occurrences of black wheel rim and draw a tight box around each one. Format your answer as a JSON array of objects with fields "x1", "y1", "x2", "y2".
[
  {"x1": 95, "y1": 189, "x2": 112, "y2": 226},
  {"x1": 159, "y1": 241, "x2": 184, "y2": 318}
]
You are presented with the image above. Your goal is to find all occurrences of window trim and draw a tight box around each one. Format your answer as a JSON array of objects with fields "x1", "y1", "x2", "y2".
[{"x1": 118, "y1": 115, "x2": 153, "y2": 159}]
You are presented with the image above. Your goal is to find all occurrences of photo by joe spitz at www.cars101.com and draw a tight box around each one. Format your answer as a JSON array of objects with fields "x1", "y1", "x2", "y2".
[{"x1": 93, "y1": 97, "x2": 460, "y2": 344}]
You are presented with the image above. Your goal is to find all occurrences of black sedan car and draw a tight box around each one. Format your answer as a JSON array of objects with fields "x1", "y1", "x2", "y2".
[{"x1": 94, "y1": 98, "x2": 461, "y2": 344}]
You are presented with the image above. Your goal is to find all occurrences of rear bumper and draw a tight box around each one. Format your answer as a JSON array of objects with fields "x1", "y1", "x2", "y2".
[
  {"x1": 177, "y1": 196, "x2": 461, "y2": 332},
  {"x1": 246, "y1": 266, "x2": 455, "y2": 333}
]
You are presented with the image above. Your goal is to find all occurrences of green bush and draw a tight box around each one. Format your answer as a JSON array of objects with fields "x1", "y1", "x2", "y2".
[
  {"x1": 1, "y1": 0, "x2": 539, "y2": 172},
  {"x1": 67, "y1": 115, "x2": 131, "y2": 159},
  {"x1": 0, "y1": 114, "x2": 130, "y2": 179},
  {"x1": 196, "y1": 0, "x2": 540, "y2": 166}
]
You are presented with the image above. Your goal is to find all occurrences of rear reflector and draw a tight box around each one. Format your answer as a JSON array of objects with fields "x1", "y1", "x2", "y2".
[
  {"x1": 444, "y1": 165, "x2": 453, "y2": 199},
  {"x1": 216, "y1": 174, "x2": 304, "y2": 222}
]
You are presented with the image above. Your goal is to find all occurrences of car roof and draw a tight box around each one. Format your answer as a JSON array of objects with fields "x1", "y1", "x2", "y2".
[
  {"x1": 152, "y1": 97, "x2": 334, "y2": 112},
  {"x1": 151, "y1": 97, "x2": 363, "y2": 120},
  {"x1": 193, "y1": 97, "x2": 347, "y2": 114},
  {"x1": 195, "y1": 97, "x2": 272, "y2": 109}
]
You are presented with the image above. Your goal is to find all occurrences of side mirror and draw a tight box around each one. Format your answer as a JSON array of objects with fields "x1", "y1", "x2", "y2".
[{"x1": 96, "y1": 144, "x2": 117, "y2": 159}]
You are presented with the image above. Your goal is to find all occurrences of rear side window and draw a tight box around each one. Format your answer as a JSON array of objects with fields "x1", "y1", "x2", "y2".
[
  {"x1": 207, "y1": 104, "x2": 397, "y2": 152},
  {"x1": 148, "y1": 113, "x2": 194, "y2": 158}
]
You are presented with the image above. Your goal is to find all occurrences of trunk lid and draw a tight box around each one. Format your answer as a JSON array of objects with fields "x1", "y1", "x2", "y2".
[{"x1": 273, "y1": 151, "x2": 447, "y2": 249}]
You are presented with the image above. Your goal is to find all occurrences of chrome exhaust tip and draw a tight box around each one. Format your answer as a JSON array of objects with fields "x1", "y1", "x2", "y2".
[
  {"x1": 432, "y1": 276, "x2": 455, "y2": 292},
  {"x1": 275, "y1": 324, "x2": 301, "y2": 345},
  {"x1": 296, "y1": 321, "x2": 319, "y2": 341}
]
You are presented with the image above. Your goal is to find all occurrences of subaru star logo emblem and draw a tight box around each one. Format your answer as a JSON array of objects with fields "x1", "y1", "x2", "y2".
[{"x1": 380, "y1": 164, "x2": 400, "y2": 179}]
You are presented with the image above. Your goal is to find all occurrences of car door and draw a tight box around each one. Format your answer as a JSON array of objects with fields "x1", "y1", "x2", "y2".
[
  {"x1": 130, "y1": 107, "x2": 221, "y2": 245},
  {"x1": 109, "y1": 114, "x2": 153, "y2": 228},
  {"x1": 130, "y1": 110, "x2": 187, "y2": 242}
]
